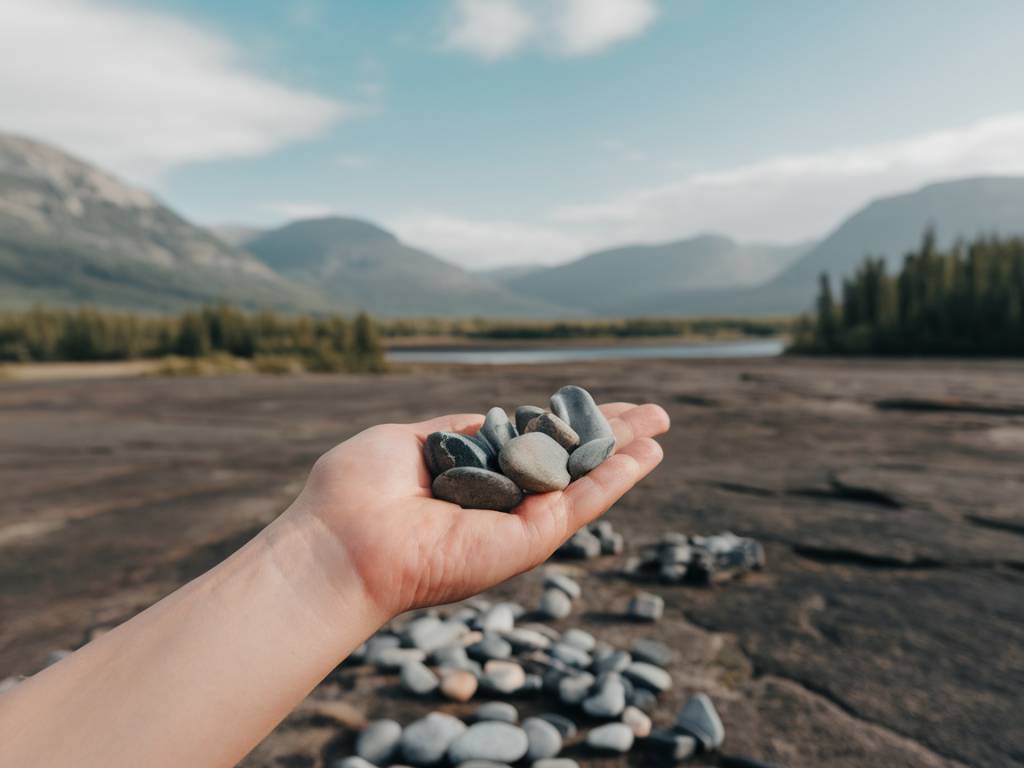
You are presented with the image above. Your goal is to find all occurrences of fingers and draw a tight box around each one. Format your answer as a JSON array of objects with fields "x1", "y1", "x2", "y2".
[
  {"x1": 410, "y1": 413, "x2": 485, "y2": 440},
  {"x1": 562, "y1": 437, "x2": 664, "y2": 530},
  {"x1": 607, "y1": 403, "x2": 671, "y2": 448},
  {"x1": 599, "y1": 402, "x2": 637, "y2": 419}
]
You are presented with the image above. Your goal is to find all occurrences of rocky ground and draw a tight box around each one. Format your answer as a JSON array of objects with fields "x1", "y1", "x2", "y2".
[{"x1": 1, "y1": 357, "x2": 1022, "y2": 767}]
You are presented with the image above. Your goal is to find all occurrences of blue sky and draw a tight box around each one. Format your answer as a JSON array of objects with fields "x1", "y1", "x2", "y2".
[{"x1": 3, "y1": 0, "x2": 1024, "y2": 267}]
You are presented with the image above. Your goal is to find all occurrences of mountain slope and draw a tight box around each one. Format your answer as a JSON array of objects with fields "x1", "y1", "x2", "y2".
[
  {"x1": 246, "y1": 217, "x2": 571, "y2": 317},
  {"x1": 616, "y1": 177, "x2": 1024, "y2": 317},
  {"x1": 504, "y1": 234, "x2": 808, "y2": 314},
  {"x1": 0, "y1": 133, "x2": 323, "y2": 311}
]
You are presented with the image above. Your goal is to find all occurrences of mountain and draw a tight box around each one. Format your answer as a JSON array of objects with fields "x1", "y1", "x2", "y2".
[
  {"x1": 0, "y1": 133, "x2": 323, "y2": 311},
  {"x1": 246, "y1": 217, "x2": 570, "y2": 317},
  {"x1": 503, "y1": 234, "x2": 809, "y2": 314},
  {"x1": 612, "y1": 177, "x2": 1024, "y2": 317}
]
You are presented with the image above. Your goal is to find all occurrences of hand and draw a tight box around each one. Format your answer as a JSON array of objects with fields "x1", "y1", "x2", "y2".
[{"x1": 288, "y1": 402, "x2": 670, "y2": 619}]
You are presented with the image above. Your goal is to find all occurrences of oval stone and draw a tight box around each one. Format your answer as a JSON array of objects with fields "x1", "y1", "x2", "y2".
[
  {"x1": 623, "y1": 661, "x2": 672, "y2": 693},
  {"x1": 479, "y1": 406, "x2": 517, "y2": 453},
  {"x1": 447, "y1": 722, "x2": 529, "y2": 765},
  {"x1": 440, "y1": 669, "x2": 478, "y2": 702},
  {"x1": 675, "y1": 692, "x2": 725, "y2": 751},
  {"x1": 568, "y1": 437, "x2": 616, "y2": 480},
  {"x1": 401, "y1": 660, "x2": 440, "y2": 695},
  {"x1": 498, "y1": 433, "x2": 570, "y2": 493},
  {"x1": 473, "y1": 701, "x2": 519, "y2": 724},
  {"x1": 538, "y1": 589, "x2": 572, "y2": 620},
  {"x1": 424, "y1": 431, "x2": 493, "y2": 477},
  {"x1": 549, "y1": 385, "x2": 615, "y2": 445},
  {"x1": 582, "y1": 673, "x2": 626, "y2": 718},
  {"x1": 585, "y1": 722, "x2": 634, "y2": 753},
  {"x1": 356, "y1": 719, "x2": 402, "y2": 764},
  {"x1": 543, "y1": 571, "x2": 581, "y2": 601},
  {"x1": 522, "y1": 716, "x2": 563, "y2": 761},
  {"x1": 400, "y1": 712, "x2": 467, "y2": 765},
  {"x1": 524, "y1": 412, "x2": 580, "y2": 452},
  {"x1": 433, "y1": 467, "x2": 523, "y2": 512},
  {"x1": 515, "y1": 405, "x2": 546, "y2": 433}
]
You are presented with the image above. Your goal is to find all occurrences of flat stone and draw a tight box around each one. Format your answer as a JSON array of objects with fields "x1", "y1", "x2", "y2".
[
  {"x1": 550, "y1": 642, "x2": 591, "y2": 668},
  {"x1": 543, "y1": 571, "x2": 582, "y2": 600},
  {"x1": 582, "y1": 673, "x2": 626, "y2": 718},
  {"x1": 400, "y1": 712, "x2": 467, "y2": 766},
  {"x1": 357, "y1": 719, "x2": 403, "y2": 764},
  {"x1": 675, "y1": 692, "x2": 725, "y2": 751},
  {"x1": 539, "y1": 588, "x2": 573, "y2": 620},
  {"x1": 468, "y1": 633, "x2": 512, "y2": 661},
  {"x1": 424, "y1": 431, "x2": 493, "y2": 477},
  {"x1": 447, "y1": 722, "x2": 529, "y2": 765},
  {"x1": 502, "y1": 627, "x2": 551, "y2": 652},
  {"x1": 481, "y1": 660, "x2": 525, "y2": 694},
  {"x1": 522, "y1": 716, "x2": 563, "y2": 761},
  {"x1": 514, "y1": 405, "x2": 546, "y2": 434},
  {"x1": 405, "y1": 617, "x2": 468, "y2": 652},
  {"x1": 627, "y1": 592, "x2": 664, "y2": 622},
  {"x1": 585, "y1": 722, "x2": 634, "y2": 753},
  {"x1": 648, "y1": 729, "x2": 698, "y2": 761},
  {"x1": 440, "y1": 669, "x2": 478, "y2": 702},
  {"x1": 433, "y1": 467, "x2": 523, "y2": 512},
  {"x1": 474, "y1": 701, "x2": 519, "y2": 724},
  {"x1": 550, "y1": 385, "x2": 615, "y2": 445},
  {"x1": 627, "y1": 687, "x2": 658, "y2": 713},
  {"x1": 479, "y1": 406, "x2": 517, "y2": 453},
  {"x1": 524, "y1": 412, "x2": 580, "y2": 452},
  {"x1": 498, "y1": 433, "x2": 571, "y2": 493},
  {"x1": 621, "y1": 705, "x2": 652, "y2": 737},
  {"x1": 623, "y1": 661, "x2": 672, "y2": 693},
  {"x1": 558, "y1": 672, "x2": 595, "y2": 705},
  {"x1": 560, "y1": 529, "x2": 601, "y2": 559},
  {"x1": 537, "y1": 713, "x2": 577, "y2": 739},
  {"x1": 593, "y1": 649, "x2": 631, "y2": 674},
  {"x1": 475, "y1": 603, "x2": 516, "y2": 633},
  {"x1": 401, "y1": 660, "x2": 440, "y2": 695},
  {"x1": 630, "y1": 638, "x2": 672, "y2": 667},
  {"x1": 568, "y1": 437, "x2": 616, "y2": 480},
  {"x1": 374, "y1": 647, "x2": 427, "y2": 671},
  {"x1": 561, "y1": 628, "x2": 595, "y2": 652}
]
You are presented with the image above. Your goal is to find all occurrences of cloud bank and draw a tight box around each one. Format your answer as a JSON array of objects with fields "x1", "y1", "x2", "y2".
[{"x1": 0, "y1": 0, "x2": 344, "y2": 184}]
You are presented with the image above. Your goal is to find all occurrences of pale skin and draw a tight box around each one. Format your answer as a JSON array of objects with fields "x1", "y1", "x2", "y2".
[{"x1": 0, "y1": 401, "x2": 669, "y2": 768}]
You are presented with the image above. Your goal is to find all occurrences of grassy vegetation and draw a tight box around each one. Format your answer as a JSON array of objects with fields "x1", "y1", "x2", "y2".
[{"x1": 792, "y1": 232, "x2": 1024, "y2": 355}]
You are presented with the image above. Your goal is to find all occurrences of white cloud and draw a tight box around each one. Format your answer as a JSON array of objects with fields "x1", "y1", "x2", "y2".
[
  {"x1": 0, "y1": 0, "x2": 344, "y2": 184},
  {"x1": 444, "y1": 0, "x2": 536, "y2": 60},
  {"x1": 270, "y1": 202, "x2": 339, "y2": 221},
  {"x1": 443, "y1": 0, "x2": 657, "y2": 59}
]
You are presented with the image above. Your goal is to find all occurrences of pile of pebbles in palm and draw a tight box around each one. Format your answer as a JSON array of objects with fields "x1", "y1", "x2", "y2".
[
  {"x1": 625, "y1": 531, "x2": 766, "y2": 585},
  {"x1": 338, "y1": 571, "x2": 726, "y2": 767},
  {"x1": 426, "y1": 385, "x2": 616, "y2": 512}
]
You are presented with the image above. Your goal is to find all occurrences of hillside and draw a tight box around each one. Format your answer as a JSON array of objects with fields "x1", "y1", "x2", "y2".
[
  {"x1": 246, "y1": 217, "x2": 570, "y2": 317},
  {"x1": 503, "y1": 234, "x2": 808, "y2": 314},
  {"x1": 0, "y1": 133, "x2": 322, "y2": 312},
  {"x1": 614, "y1": 177, "x2": 1024, "y2": 317}
]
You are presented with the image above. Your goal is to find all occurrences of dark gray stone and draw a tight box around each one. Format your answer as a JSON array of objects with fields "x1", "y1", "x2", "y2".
[
  {"x1": 550, "y1": 642, "x2": 591, "y2": 668},
  {"x1": 400, "y1": 712, "x2": 467, "y2": 765},
  {"x1": 514, "y1": 405, "x2": 546, "y2": 434},
  {"x1": 356, "y1": 719, "x2": 402, "y2": 764},
  {"x1": 431, "y1": 644, "x2": 472, "y2": 669},
  {"x1": 676, "y1": 692, "x2": 725, "y2": 751},
  {"x1": 424, "y1": 431, "x2": 493, "y2": 477},
  {"x1": 582, "y1": 673, "x2": 626, "y2": 718},
  {"x1": 539, "y1": 588, "x2": 573, "y2": 620},
  {"x1": 543, "y1": 571, "x2": 581, "y2": 600},
  {"x1": 468, "y1": 633, "x2": 513, "y2": 662},
  {"x1": 433, "y1": 467, "x2": 523, "y2": 512},
  {"x1": 558, "y1": 671, "x2": 595, "y2": 705},
  {"x1": 473, "y1": 701, "x2": 518, "y2": 724},
  {"x1": 479, "y1": 407, "x2": 517, "y2": 453},
  {"x1": 623, "y1": 661, "x2": 672, "y2": 692},
  {"x1": 585, "y1": 722, "x2": 634, "y2": 753},
  {"x1": 560, "y1": 529, "x2": 601, "y2": 559},
  {"x1": 550, "y1": 385, "x2": 615, "y2": 445},
  {"x1": 524, "y1": 412, "x2": 580, "y2": 452},
  {"x1": 568, "y1": 437, "x2": 616, "y2": 480},
  {"x1": 447, "y1": 722, "x2": 529, "y2": 765},
  {"x1": 627, "y1": 592, "x2": 664, "y2": 622},
  {"x1": 648, "y1": 729, "x2": 698, "y2": 761},
  {"x1": 593, "y1": 649, "x2": 631, "y2": 674},
  {"x1": 630, "y1": 638, "x2": 672, "y2": 667},
  {"x1": 627, "y1": 687, "x2": 658, "y2": 713},
  {"x1": 523, "y1": 716, "x2": 563, "y2": 761},
  {"x1": 538, "y1": 713, "x2": 577, "y2": 739},
  {"x1": 401, "y1": 660, "x2": 440, "y2": 695},
  {"x1": 498, "y1": 433, "x2": 571, "y2": 493}
]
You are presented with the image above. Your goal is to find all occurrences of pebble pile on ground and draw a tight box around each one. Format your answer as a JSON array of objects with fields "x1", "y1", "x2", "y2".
[
  {"x1": 426, "y1": 385, "x2": 616, "y2": 512},
  {"x1": 555, "y1": 519, "x2": 624, "y2": 559},
  {"x1": 338, "y1": 567, "x2": 727, "y2": 767},
  {"x1": 625, "y1": 531, "x2": 765, "y2": 585}
]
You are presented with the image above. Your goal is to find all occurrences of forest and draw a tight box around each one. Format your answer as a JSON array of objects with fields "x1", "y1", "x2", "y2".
[{"x1": 792, "y1": 232, "x2": 1024, "y2": 355}]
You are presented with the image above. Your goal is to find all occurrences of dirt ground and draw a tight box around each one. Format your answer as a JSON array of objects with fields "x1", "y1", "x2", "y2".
[{"x1": 1, "y1": 358, "x2": 1022, "y2": 768}]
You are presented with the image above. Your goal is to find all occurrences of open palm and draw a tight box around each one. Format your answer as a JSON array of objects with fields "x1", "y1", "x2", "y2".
[{"x1": 295, "y1": 402, "x2": 669, "y2": 618}]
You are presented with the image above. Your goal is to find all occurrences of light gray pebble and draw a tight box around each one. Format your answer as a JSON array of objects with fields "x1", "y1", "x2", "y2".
[
  {"x1": 433, "y1": 467, "x2": 523, "y2": 512},
  {"x1": 431, "y1": 644, "x2": 471, "y2": 669},
  {"x1": 401, "y1": 661, "x2": 440, "y2": 695},
  {"x1": 468, "y1": 633, "x2": 512, "y2": 662},
  {"x1": 537, "y1": 713, "x2": 577, "y2": 739},
  {"x1": 502, "y1": 627, "x2": 551, "y2": 652},
  {"x1": 455, "y1": 761, "x2": 513, "y2": 768},
  {"x1": 447, "y1": 722, "x2": 529, "y2": 765},
  {"x1": 473, "y1": 701, "x2": 518, "y2": 724},
  {"x1": 630, "y1": 638, "x2": 673, "y2": 667},
  {"x1": 558, "y1": 672, "x2": 595, "y2": 705},
  {"x1": 498, "y1": 433, "x2": 571, "y2": 493},
  {"x1": 582, "y1": 673, "x2": 626, "y2": 718},
  {"x1": 374, "y1": 648, "x2": 427, "y2": 671},
  {"x1": 550, "y1": 385, "x2": 615, "y2": 445},
  {"x1": 627, "y1": 592, "x2": 664, "y2": 622},
  {"x1": 479, "y1": 407, "x2": 517, "y2": 453},
  {"x1": 404, "y1": 617, "x2": 467, "y2": 652},
  {"x1": 399, "y1": 712, "x2": 467, "y2": 765},
  {"x1": 476, "y1": 603, "x2": 516, "y2": 633},
  {"x1": 561, "y1": 628, "x2": 595, "y2": 652},
  {"x1": 623, "y1": 661, "x2": 672, "y2": 693},
  {"x1": 364, "y1": 634, "x2": 400, "y2": 662},
  {"x1": 585, "y1": 722, "x2": 634, "y2": 753},
  {"x1": 356, "y1": 719, "x2": 403, "y2": 765},
  {"x1": 331, "y1": 757, "x2": 376, "y2": 768},
  {"x1": 524, "y1": 412, "x2": 580, "y2": 452},
  {"x1": 551, "y1": 642, "x2": 591, "y2": 668},
  {"x1": 568, "y1": 437, "x2": 616, "y2": 480},
  {"x1": 594, "y1": 649, "x2": 631, "y2": 674},
  {"x1": 532, "y1": 760, "x2": 580, "y2": 768},
  {"x1": 517, "y1": 622, "x2": 561, "y2": 641},
  {"x1": 602, "y1": 531, "x2": 625, "y2": 555},
  {"x1": 514, "y1": 405, "x2": 546, "y2": 434},
  {"x1": 675, "y1": 692, "x2": 725, "y2": 751},
  {"x1": 538, "y1": 589, "x2": 572, "y2": 620},
  {"x1": 522, "y1": 716, "x2": 563, "y2": 761},
  {"x1": 480, "y1": 660, "x2": 525, "y2": 694},
  {"x1": 543, "y1": 571, "x2": 581, "y2": 601},
  {"x1": 561, "y1": 529, "x2": 601, "y2": 559},
  {"x1": 424, "y1": 431, "x2": 493, "y2": 477}
]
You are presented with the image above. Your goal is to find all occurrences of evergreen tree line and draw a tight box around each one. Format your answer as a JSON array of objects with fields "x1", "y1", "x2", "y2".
[
  {"x1": 792, "y1": 232, "x2": 1024, "y2": 355},
  {"x1": 0, "y1": 305, "x2": 386, "y2": 372}
]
